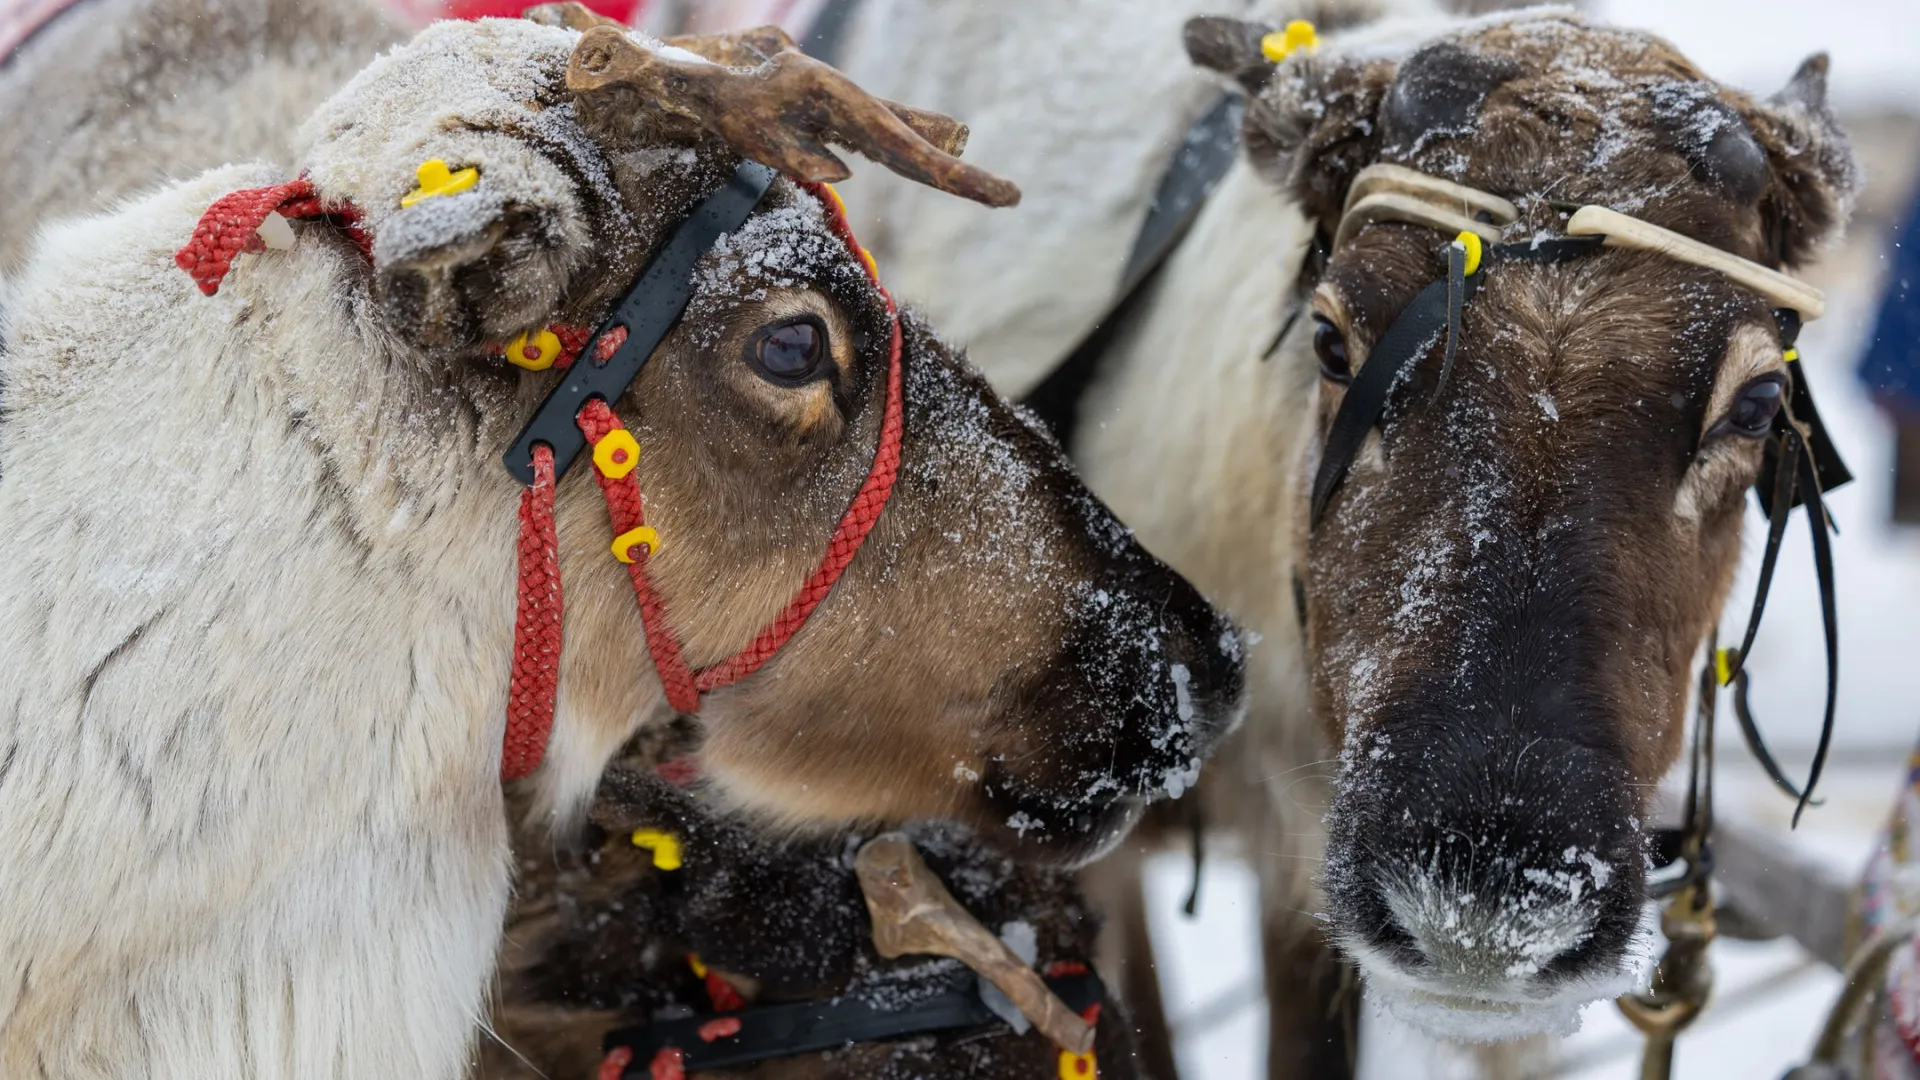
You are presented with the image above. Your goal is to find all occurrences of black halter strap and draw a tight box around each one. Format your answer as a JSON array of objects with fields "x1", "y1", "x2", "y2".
[
  {"x1": 1307, "y1": 220, "x2": 1850, "y2": 825},
  {"x1": 501, "y1": 160, "x2": 777, "y2": 485},
  {"x1": 1308, "y1": 234, "x2": 1604, "y2": 525}
]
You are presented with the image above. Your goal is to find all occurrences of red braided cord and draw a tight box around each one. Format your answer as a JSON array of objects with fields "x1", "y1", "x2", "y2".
[
  {"x1": 649, "y1": 1047, "x2": 686, "y2": 1080},
  {"x1": 174, "y1": 179, "x2": 369, "y2": 296},
  {"x1": 692, "y1": 181, "x2": 902, "y2": 693},
  {"x1": 595, "y1": 1047, "x2": 633, "y2": 1080},
  {"x1": 502, "y1": 444, "x2": 563, "y2": 780},
  {"x1": 577, "y1": 399, "x2": 702, "y2": 713}
]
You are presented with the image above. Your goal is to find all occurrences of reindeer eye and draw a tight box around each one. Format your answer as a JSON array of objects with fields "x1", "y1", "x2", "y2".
[
  {"x1": 1712, "y1": 374, "x2": 1786, "y2": 439},
  {"x1": 749, "y1": 317, "x2": 828, "y2": 385},
  {"x1": 1313, "y1": 315, "x2": 1351, "y2": 384}
]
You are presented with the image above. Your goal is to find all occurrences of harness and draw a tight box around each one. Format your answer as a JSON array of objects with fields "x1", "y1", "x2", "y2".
[
  {"x1": 494, "y1": 163, "x2": 903, "y2": 778},
  {"x1": 177, "y1": 160, "x2": 901, "y2": 782},
  {"x1": 1316, "y1": 163, "x2": 1853, "y2": 1078}
]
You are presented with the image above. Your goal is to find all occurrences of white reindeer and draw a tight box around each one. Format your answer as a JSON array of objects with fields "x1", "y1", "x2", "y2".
[{"x1": 0, "y1": 4, "x2": 1246, "y2": 1076}]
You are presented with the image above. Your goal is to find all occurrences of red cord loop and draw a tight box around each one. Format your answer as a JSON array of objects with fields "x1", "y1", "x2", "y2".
[
  {"x1": 174, "y1": 178, "x2": 369, "y2": 295},
  {"x1": 498, "y1": 180, "x2": 901, "y2": 778}
]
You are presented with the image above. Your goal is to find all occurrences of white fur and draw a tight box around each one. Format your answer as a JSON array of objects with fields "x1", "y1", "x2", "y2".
[{"x1": 0, "y1": 21, "x2": 677, "y2": 1074}]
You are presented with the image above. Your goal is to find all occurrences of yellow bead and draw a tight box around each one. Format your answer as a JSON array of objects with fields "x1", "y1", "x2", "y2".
[
  {"x1": 1260, "y1": 19, "x2": 1318, "y2": 62},
  {"x1": 1784, "y1": 348, "x2": 1800, "y2": 363},
  {"x1": 611, "y1": 525, "x2": 661, "y2": 564},
  {"x1": 631, "y1": 828, "x2": 683, "y2": 871},
  {"x1": 400, "y1": 159, "x2": 479, "y2": 208},
  {"x1": 1714, "y1": 647, "x2": 1736, "y2": 687},
  {"x1": 505, "y1": 328, "x2": 562, "y2": 372},
  {"x1": 1057, "y1": 1049, "x2": 1097, "y2": 1080},
  {"x1": 593, "y1": 429, "x2": 641, "y2": 480},
  {"x1": 687, "y1": 954, "x2": 710, "y2": 978},
  {"x1": 1454, "y1": 231, "x2": 1484, "y2": 276}
]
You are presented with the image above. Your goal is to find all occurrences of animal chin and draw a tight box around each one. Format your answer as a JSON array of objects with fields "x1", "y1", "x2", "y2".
[{"x1": 1344, "y1": 934, "x2": 1646, "y2": 1044}]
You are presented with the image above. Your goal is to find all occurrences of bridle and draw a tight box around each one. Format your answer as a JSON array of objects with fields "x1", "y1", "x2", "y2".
[
  {"x1": 1310, "y1": 162, "x2": 1849, "y2": 822},
  {"x1": 496, "y1": 161, "x2": 904, "y2": 779},
  {"x1": 1310, "y1": 163, "x2": 1854, "y2": 1075}
]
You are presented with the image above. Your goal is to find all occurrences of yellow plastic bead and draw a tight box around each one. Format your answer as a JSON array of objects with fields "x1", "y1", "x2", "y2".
[
  {"x1": 631, "y1": 828, "x2": 683, "y2": 871},
  {"x1": 401, "y1": 159, "x2": 479, "y2": 208},
  {"x1": 1784, "y1": 347, "x2": 1800, "y2": 363},
  {"x1": 611, "y1": 525, "x2": 661, "y2": 564},
  {"x1": 593, "y1": 429, "x2": 641, "y2": 479},
  {"x1": 1260, "y1": 19, "x2": 1318, "y2": 62},
  {"x1": 1058, "y1": 1049, "x2": 1097, "y2": 1080},
  {"x1": 1714, "y1": 647, "x2": 1736, "y2": 687},
  {"x1": 1453, "y1": 231, "x2": 1484, "y2": 276},
  {"x1": 506, "y1": 328, "x2": 562, "y2": 372},
  {"x1": 687, "y1": 954, "x2": 710, "y2": 978}
]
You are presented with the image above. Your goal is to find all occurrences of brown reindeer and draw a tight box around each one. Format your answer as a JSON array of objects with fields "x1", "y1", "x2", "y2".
[
  {"x1": 1084, "y1": 8, "x2": 1858, "y2": 1060},
  {"x1": 0, "y1": 5, "x2": 1243, "y2": 1076}
]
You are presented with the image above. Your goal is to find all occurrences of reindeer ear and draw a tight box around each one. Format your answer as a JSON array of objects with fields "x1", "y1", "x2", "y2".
[
  {"x1": 1184, "y1": 16, "x2": 1278, "y2": 94},
  {"x1": 1232, "y1": 49, "x2": 1398, "y2": 230},
  {"x1": 1744, "y1": 53, "x2": 1860, "y2": 268}
]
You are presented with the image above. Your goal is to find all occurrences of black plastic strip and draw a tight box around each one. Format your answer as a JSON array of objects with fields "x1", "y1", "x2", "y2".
[
  {"x1": 502, "y1": 160, "x2": 777, "y2": 485},
  {"x1": 1310, "y1": 275, "x2": 1475, "y2": 526},
  {"x1": 1793, "y1": 440, "x2": 1840, "y2": 826},
  {"x1": 605, "y1": 971, "x2": 1105, "y2": 1074},
  {"x1": 1728, "y1": 425, "x2": 1800, "y2": 679}
]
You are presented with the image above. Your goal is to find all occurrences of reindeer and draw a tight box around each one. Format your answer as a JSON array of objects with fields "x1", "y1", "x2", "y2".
[
  {"x1": 830, "y1": 3, "x2": 1858, "y2": 1075},
  {"x1": 0, "y1": 4, "x2": 1247, "y2": 1076}
]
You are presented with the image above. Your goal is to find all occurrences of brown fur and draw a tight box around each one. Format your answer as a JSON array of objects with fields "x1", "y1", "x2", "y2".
[{"x1": 1177, "y1": 7, "x2": 1859, "y2": 1057}]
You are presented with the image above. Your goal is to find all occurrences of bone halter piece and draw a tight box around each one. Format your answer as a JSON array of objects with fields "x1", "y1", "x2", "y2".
[
  {"x1": 1312, "y1": 164, "x2": 1847, "y2": 827},
  {"x1": 1567, "y1": 205, "x2": 1826, "y2": 320}
]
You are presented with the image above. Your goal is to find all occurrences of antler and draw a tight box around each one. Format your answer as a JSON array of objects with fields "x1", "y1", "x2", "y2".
[
  {"x1": 564, "y1": 24, "x2": 1017, "y2": 207},
  {"x1": 855, "y1": 834, "x2": 1094, "y2": 1054}
]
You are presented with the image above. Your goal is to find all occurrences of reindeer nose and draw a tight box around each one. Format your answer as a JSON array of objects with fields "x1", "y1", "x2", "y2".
[{"x1": 1324, "y1": 731, "x2": 1644, "y2": 985}]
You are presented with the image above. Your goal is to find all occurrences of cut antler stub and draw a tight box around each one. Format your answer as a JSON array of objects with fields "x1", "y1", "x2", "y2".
[
  {"x1": 565, "y1": 26, "x2": 1018, "y2": 208},
  {"x1": 854, "y1": 833, "x2": 1095, "y2": 1055}
]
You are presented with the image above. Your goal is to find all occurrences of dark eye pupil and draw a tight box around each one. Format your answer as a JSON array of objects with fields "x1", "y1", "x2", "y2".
[
  {"x1": 1313, "y1": 318, "x2": 1350, "y2": 382},
  {"x1": 756, "y1": 321, "x2": 821, "y2": 379},
  {"x1": 1732, "y1": 379, "x2": 1784, "y2": 432}
]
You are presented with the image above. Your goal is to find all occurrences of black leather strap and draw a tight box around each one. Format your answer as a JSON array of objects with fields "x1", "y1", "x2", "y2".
[
  {"x1": 1308, "y1": 235, "x2": 1603, "y2": 528},
  {"x1": 502, "y1": 160, "x2": 777, "y2": 485},
  {"x1": 604, "y1": 970, "x2": 1105, "y2": 1074}
]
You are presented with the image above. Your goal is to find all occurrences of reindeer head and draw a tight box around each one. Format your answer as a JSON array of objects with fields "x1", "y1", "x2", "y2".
[
  {"x1": 1189, "y1": 10, "x2": 1855, "y2": 1035},
  {"x1": 281, "y1": 12, "x2": 1241, "y2": 864}
]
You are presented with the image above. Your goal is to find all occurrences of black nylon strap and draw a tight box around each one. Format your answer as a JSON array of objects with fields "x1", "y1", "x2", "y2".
[
  {"x1": 1308, "y1": 235, "x2": 1601, "y2": 528},
  {"x1": 502, "y1": 160, "x2": 777, "y2": 485},
  {"x1": 1309, "y1": 274, "x2": 1468, "y2": 526},
  {"x1": 604, "y1": 971, "x2": 1105, "y2": 1074}
]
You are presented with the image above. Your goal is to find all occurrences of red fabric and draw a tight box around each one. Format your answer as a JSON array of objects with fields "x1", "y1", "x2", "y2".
[
  {"x1": 648, "y1": 1047, "x2": 685, "y2": 1080},
  {"x1": 697, "y1": 1017, "x2": 742, "y2": 1042},
  {"x1": 703, "y1": 970, "x2": 746, "y2": 1012},
  {"x1": 503, "y1": 444, "x2": 563, "y2": 780},
  {"x1": 690, "y1": 180, "x2": 903, "y2": 694},
  {"x1": 441, "y1": 0, "x2": 639, "y2": 20},
  {"x1": 655, "y1": 755, "x2": 701, "y2": 786},
  {"x1": 595, "y1": 1046, "x2": 633, "y2": 1080},
  {"x1": 174, "y1": 179, "x2": 369, "y2": 296}
]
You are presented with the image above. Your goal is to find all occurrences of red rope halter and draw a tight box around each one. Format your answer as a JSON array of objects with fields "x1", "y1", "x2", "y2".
[
  {"x1": 501, "y1": 179, "x2": 902, "y2": 779},
  {"x1": 173, "y1": 174, "x2": 895, "y2": 783}
]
